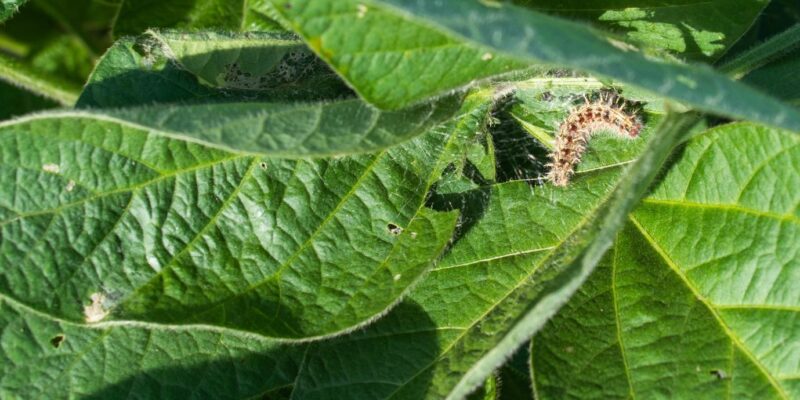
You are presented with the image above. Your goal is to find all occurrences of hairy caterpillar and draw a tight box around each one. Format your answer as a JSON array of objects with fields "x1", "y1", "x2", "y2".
[{"x1": 547, "y1": 92, "x2": 642, "y2": 186}]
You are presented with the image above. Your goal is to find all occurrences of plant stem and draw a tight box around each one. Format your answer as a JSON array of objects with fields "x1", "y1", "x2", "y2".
[{"x1": 0, "y1": 53, "x2": 80, "y2": 106}]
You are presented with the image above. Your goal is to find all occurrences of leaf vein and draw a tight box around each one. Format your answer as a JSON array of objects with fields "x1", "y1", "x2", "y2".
[{"x1": 630, "y1": 216, "x2": 790, "y2": 400}]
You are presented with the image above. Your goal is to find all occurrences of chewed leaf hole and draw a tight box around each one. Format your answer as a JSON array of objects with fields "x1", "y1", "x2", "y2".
[
  {"x1": 259, "y1": 162, "x2": 268, "y2": 170},
  {"x1": 84, "y1": 292, "x2": 109, "y2": 323},
  {"x1": 387, "y1": 223, "x2": 403, "y2": 235},
  {"x1": 50, "y1": 334, "x2": 65, "y2": 348},
  {"x1": 710, "y1": 369, "x2": 728, "y2": 380}
]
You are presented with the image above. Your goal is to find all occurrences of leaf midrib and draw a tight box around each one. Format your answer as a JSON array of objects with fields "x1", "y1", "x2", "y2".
[
  {"x1": 0, "y1": 292, "x2": 302, "y2": 344},
  {"x1": 0, "y1": 103, "x2": 422, "y2": 159},
  {"x1": 611, "y1": 241, "x2": 637, "y2": 399}
]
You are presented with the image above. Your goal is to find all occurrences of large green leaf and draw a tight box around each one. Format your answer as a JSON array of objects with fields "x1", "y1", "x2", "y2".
[
  {"x1": 113, "y1": 0, "x2": 284, "y2": 37},
  {"x1": 78, "y1": 31, "x2": 351, "y2": 108},
  {"x1": 0, "y1": 87, "x2": 497, "y2": 398},
  {"x1": 266, "y1": 0, "x2": 800, "y2": 132},
  {"x1": 287, "y1": 92, "x2": 701, "y2": 399},
  {"x1": 0, "y1": 108, "x2": 464, "y2": 342},
  {"x1": 513, "y1": 0, "x2": 769, "y2": 61},
  {"x1": 531, "y1": 122, "x2": 800, "y2": 399}
]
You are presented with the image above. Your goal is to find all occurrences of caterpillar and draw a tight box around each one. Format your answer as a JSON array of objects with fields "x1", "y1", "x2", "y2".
[{"x1": 547, "y1": 92, "x2": 642, "y2": 187}]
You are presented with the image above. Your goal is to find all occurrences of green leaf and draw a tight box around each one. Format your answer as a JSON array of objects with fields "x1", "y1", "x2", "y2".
[
  {"x1": 113, "y1": 0, "x2": 285, "y2": 37},
  {"x1": 531, "y1": 122, "x2": 800, "y2": 399},
  {"x1": 267, "y1": 0, "x2": 800, "y2": 132},
  {"x1": 0, "y1": 0, "x2": 26, "y2": 22},
  {"x1": 0, "y1": 109, "x2": 462, "y2": 342},
  {"x1": 287, "y1": 100, "x2": 701, "y2": 398},
  {"x1": 0, "y1": 297, "x2": 304, "y2": 399},
  {"x1": 513, "y1": 0, "x2": 769, "y2": 61},
  {"x1": 78, "y1": 31, "x2": 352, "y2": 108},
  {"x1": 1, "y1": 85, "x2": 499, "y2": 399}
]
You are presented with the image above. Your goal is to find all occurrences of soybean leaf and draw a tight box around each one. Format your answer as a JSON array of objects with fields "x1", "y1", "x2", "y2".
[
  {"x1": 113, "y1": 0, "x2": 285, "y2": 37},
  {"x1": 718, "y1": 23, "x2": 800, "y2": 105},
  {"x1": 0, "y1": 85, "x2": 499, "y2": 399},
  {"x1": 288, "y1": 90, "x2": 701, "y2": 399},
  {"x1": 267, "y1": 0, "x2": 800, "y2": 132},
  {"x1": 513, "y1": 0, "x2": 769, "y2": 61},
  {"x1": 0, "y1": 106, "x2": 464, "y2": 343},
  {"x1": 532, "y1": 122, "x2": 800, "y2": 399},
  {"x1": 78, "y1": 31, "x2": 351, "y2": 108}
]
